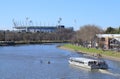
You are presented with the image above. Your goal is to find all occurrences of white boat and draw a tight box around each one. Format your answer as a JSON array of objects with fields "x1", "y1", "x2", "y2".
[{"x1": 69, "y1": 57, "x2": 108, "y2": 69}]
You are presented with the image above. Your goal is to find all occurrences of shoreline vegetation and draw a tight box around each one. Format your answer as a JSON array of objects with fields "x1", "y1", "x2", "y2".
[
  {"x1": 0, "y1": 41, "x2": 69, "y2": 46},
  {"x1": 59, "y1": 44, "x2": 120, "y2": 61}
]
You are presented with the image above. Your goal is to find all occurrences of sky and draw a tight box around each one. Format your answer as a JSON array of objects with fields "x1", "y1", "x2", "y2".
[{"x1": 0, "y1": 0, "x2": 120, "y2": 30}]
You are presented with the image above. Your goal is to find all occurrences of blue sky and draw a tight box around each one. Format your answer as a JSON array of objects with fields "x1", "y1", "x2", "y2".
[{"x1": 0, "y1": 0, "x2": 120, "y2": 30}]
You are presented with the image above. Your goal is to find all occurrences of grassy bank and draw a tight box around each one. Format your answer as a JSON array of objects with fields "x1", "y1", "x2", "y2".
[{"x1": 61, "y1": 44, "x2": 120, "y2": 58}]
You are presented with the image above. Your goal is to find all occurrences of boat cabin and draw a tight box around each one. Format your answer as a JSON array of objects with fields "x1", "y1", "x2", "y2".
[{"x1": 69, "y1": 57, "x2": 108, "y2": 69}]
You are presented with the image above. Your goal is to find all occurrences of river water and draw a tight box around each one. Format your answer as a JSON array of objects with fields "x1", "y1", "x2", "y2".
[{"x1": 0, "y1": 44, "x2": 120, "y2": 79}]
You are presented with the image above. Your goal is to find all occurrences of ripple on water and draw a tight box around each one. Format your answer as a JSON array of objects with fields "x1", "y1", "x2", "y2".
[{"x1": 0, "y1": 44, "x2": 120, "y2": 79}]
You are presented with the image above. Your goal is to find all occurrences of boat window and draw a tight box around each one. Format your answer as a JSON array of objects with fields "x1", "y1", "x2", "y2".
[
  {"x1": 88, "y1": 61, "x2": 97, "y2": 65},
  {"x1": 72, "y1": 60, "x2": 84, "y2": 64},
  {"x1": 78, "y1": 61, "x2": 84, "y2": 64}
]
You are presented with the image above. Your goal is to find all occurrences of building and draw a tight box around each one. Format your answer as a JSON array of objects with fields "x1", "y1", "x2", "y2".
[
  {"x1": 96, "y1": 34, "x2": 120, "y2": 49},
  {"x1": 13, "y1": 25, "x2": 73, "y2": 33},
  {"x1": 109, "y1": 38, "x2": 120, "y2": 50}
]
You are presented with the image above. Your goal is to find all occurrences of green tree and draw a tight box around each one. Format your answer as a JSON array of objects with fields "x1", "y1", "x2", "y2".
[{"x1": 105, "y1": 27, "x2": 116, "y2": 34}]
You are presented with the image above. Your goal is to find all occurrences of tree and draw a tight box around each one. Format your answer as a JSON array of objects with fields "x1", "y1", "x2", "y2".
[
  {"x1": 105, "y1": 27, "x2": 116, "y2": 34},
  {"x1": 0, "y1": 31, "x2": 5, "y2": 41},
  {"x1": 0, "y1": 27, "x2": 74, "y2": 43},
  {"x1": 76, "y1": 24, "x2": 103, "y2": 47}
]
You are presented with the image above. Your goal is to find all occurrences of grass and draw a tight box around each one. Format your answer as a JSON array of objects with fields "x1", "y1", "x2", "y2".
[{"x1": 62, "y1": 44, "x2": 120, "y2": 58}]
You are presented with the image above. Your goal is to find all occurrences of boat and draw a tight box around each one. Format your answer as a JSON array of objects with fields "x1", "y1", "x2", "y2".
[{"x1": 69, "y1": 57, "x2": 108, "y2": 69}]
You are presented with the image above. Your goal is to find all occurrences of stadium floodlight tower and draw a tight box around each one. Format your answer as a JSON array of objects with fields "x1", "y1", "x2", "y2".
[
  {"x1": 25, "y1": 17, "x2": 31, "y2": 32},
  {"x1": 58, "y1": 17, "x2": 62, "y2": 26}
]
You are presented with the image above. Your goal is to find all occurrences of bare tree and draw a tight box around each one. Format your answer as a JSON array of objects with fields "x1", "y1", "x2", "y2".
[
  {"x1": 0, "y1": 31, "x2": 5, "y2": 41},
  {"x1": 76, "y1": 24, "x2": 103, "y2": 47}
]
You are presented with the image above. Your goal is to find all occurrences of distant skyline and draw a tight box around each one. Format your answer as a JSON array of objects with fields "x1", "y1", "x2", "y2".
[{"x1": 0, "y1": 0, "x2": 120, "y2": 30}]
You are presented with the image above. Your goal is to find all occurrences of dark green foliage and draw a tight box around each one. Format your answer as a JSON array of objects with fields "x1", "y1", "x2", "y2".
[{"x1": 105, "y1": 26, "x2": 120, "y2": 34}]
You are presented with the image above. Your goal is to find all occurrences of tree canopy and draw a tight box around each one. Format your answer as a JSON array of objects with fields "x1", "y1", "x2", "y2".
[
  {"x1": 105, "y1": 26, "x2": 120, "y2": 34},
  {"x1": 75, "y1": 24, "x2": 103, "y2": 42}
]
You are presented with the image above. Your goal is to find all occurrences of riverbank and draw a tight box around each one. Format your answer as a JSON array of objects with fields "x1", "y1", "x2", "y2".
[
  {"x1": 0, "y1": 41, "x2": 68, "y2": 46},
  {"x1": 59, "y1": 44, "x2": 120, "y2": 61}
]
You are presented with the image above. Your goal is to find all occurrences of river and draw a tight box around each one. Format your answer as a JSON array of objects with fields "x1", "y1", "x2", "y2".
[{"x1": 0, "y1": 44, "x2": 120, "y2": 79}]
